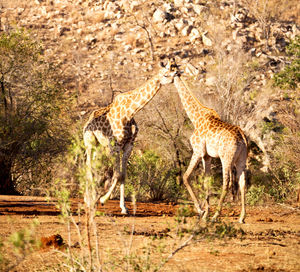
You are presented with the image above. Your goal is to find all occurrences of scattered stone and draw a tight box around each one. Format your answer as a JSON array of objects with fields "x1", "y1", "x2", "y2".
[
  {"x1": 192, "y1": 4, "x2": 205, "y2": 15},
  {"x1": 202, "y1": 32, "x2": 212, "y2": 47},
  {"x1": 173, "y1": 0, "x2": 184, "y2": 7},
  {"x1": 174, "y1": 18, "x2": 188, "y2": 32},
  {"x1": 190, "y1": 28, "x2": 201, "y2": 42},
  {"x1": 152, "y1": 8, "x2": 165, "y2": 23},
  {"x1": 206, "y1": 76, "x2": 217, "y2": 86},
  {"x1": 182, "y1": 25, "x2": 193, "y2": 36}
]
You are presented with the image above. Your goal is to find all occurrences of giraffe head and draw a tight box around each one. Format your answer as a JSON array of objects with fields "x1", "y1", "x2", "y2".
[{"x1": 158, "y1": 58, "x2": 179, "y2": 85}]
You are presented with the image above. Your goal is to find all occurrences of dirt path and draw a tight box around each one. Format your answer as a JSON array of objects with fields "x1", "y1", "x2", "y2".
[
  {"x1": 0, "y1": 195, "x2": 178, "y2": 216},
  {"x1": 1, "y1": 195, "x2": 300, "y2": 272}
]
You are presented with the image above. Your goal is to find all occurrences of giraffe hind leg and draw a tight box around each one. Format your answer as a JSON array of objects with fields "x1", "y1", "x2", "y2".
[
  {"x1": 99, "y1": 151, "x2": 121, "y2": 206},
  {"x1": 212, "y1": 165, "x2": 232, "y2": 222},
  {"x1": 202, "y1": 155, "x2": 212, "y2": 221},
  {"x1": 235, "y1": 155, "x2": 247, "y2": 224},
  {"x1": 231, "y1": 167, "x2": 239, "y2": 202}
]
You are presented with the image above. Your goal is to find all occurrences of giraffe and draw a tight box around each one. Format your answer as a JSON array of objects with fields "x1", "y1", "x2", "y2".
[
  {"x1": 83, "y1": 60, "x2": 177, "y2": 214},
  {"x1": 173, "y1": 69, "x2": 248, "y2": 223}
]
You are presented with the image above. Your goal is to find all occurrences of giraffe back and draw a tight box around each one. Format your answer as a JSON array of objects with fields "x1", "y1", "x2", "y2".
[
  {"x1": 83, "y1": 104, "x2": 138, "y2": 148},
  {"x1": 83, "y1": 104, "x2": 112, "y2": 133},
  {"x1": 191, "y1": 113, "x2": 247, "y2": 160},
  {"x1": 205, "y1": 115, "x2": 247, "y2": 144}
]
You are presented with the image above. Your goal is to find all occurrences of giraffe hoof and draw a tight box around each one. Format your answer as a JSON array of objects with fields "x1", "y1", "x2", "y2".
[
  {"x1": 238, "y1": 218, "x2": 245, "y2": 224},
  {"x1": 99, "y1": 197, "x2": 106, "y2": 205},
  {"x1": 202, "y1": 212, "x2": 209, "y2": 222},
  {"x1": 194, "y1": 206, "x2": 204, "y2": 216},
  {"x1": 201, "y1": 216, "x2": 209, "y2": 223},
  {"x1": 121, "y1": 208, "x2": 128, "y2": 215},
  {"x1": 211, "y1": 214, "x2": 219, "y2": 223}
]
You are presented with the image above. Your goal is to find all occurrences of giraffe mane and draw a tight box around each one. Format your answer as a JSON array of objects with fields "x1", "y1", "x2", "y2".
[
  {"x1": 180, "y1": 77, "x2": 220, "y2": 118},
  {"x1": 85, "y1": 104, "x2": 112, "y2": 126}
]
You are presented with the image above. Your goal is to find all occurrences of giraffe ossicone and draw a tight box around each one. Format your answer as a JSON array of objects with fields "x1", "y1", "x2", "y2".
[
  {"x1": 173, "y1": 65, "x2": 248, "y2": 223},
  {"x1": 83, "y1": 59, "x2": 177, "y2": 214}
]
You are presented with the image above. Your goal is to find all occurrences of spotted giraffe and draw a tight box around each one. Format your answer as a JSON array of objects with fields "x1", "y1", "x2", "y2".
[
  {"x1": 83, "y1": 60, "x2": 177, "y2": 214},
  {"x1": 173, "y1": 69, "x2": 248, "y2": 223}
]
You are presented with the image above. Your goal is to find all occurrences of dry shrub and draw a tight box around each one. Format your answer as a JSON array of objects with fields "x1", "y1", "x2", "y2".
[
  {"x1": 204, "y1": 22, "x2": 253, "y2": 124},
  {"x1": 242, "y1": 0, "x2": 300, "y2": 24},
  {"x1": 275, "y1": 103, "x2": 300, "y2": 171}
]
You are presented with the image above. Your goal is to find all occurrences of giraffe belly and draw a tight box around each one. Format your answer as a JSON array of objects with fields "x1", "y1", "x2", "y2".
[
  {"x1": 206, "y1": 143, "x2": 219, "y2": 158},
  {"x1": 93, "y1": 130, "x2": 111, "y2": 148}
]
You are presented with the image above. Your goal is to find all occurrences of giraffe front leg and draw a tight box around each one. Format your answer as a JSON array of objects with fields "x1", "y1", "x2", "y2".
[
  {"x1": 183, "y1": 152, "x2": 204, "y2": 216},
  {"x1": 99, "y1": 172, "x2": 119, "y2": 205},
  {"x1": 118, "y1": 143, "x2": 133, "y2": 214}
]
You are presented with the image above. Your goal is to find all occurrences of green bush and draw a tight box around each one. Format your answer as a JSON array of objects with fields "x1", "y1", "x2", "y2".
[
  {"x1": 0, "y1": 220, "x2": 40, "y2": 271},
  {"x1": 0, "y1": 27, "x2": 73, "y2": 194},
  {"x1": 127, "y1": 150, "x2": 183, "y2": 202},
  {"x1": 248, "y1": 130, "x2": 300, "y2": 204},
  {"x1": 247, "y1": 185, "x2": 265, "y2": 205},
  {"x1": 274, "y1": 36, "x2": 300, "y2": 89}
]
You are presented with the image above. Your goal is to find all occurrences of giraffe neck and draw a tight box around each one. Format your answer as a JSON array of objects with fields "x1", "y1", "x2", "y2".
[
  {"x1": 174, "y1": 76, "x2": 218, "y2": 125},
  {"x1": 109, "y1": 75, "x2": 162, "y2": 122}
]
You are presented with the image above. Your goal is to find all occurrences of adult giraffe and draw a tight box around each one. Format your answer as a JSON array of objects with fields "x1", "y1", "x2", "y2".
[
  {"x1": 83, "y1": 60, "x2": 177, "y2": 214},
  {"x1": 173, "y1": 66, "x2": 248, "y2": 223}
]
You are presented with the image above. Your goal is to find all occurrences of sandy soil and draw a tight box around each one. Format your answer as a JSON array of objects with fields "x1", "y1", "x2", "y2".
[{"x1": 1, "y1": 195, "x2": 300, "y2": 272}]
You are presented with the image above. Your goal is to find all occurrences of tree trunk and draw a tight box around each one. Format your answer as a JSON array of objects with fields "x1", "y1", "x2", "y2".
[{"x1": 0, "y1": 157, "x2": 19, "y2": 195}]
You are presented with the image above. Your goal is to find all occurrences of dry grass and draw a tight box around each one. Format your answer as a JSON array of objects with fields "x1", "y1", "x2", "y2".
[{"x1": 242, "y1": 0, "x2": 300, "y2": 24}]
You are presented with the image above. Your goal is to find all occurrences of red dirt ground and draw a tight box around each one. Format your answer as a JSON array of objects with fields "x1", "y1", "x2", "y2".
[
  {"x1": 1, "y1": 195, "x2": 300, "y2": 272},
  {"x1": 0, "y1": 195, "x2": 178, "y2": 217}
]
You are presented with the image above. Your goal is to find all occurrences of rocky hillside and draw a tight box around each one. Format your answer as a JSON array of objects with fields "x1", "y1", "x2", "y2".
[{"x1": 1, "y1": 0, "x2": 299, "y2": 169}]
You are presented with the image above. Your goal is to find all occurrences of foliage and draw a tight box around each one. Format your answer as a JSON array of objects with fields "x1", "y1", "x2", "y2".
[
  {"x1": 213, "y1": 222, "x2": 245, "y2": 239},
  {"x1": 274, "y1": 36, "x2": 300, "y2": 89},
  {"x1": 174, "y1": 205, "x2": 245, "y2": 241},
  {"x1": 0, "y1": 219, "x2": 40, "y2": 271},
  {"x1": 48, "y1": 133, "x2": 116, "y2": 272},
  {"x1": 248, "y1": 128, "x2": 300, "y2": 203},
  {"x1": 260, "y1": 119, "x2": 284, "y2": 135},
  {"x1": 0, "y1": 27, "x2": 72, "y2": 194},
  {"x1": 269, "y1": 96, "x2": 300, "y2": 202},
  {"x1": 126, "y1": 150, "x2": 183, "y2": 202},
  {"x1": 269, "y1": 162, "x2": 300, "y2": 203},
  {"x1": 247, "y1": 185, "x2": 265, "y2": 205}
]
